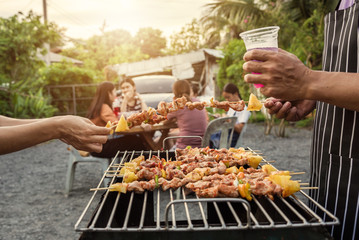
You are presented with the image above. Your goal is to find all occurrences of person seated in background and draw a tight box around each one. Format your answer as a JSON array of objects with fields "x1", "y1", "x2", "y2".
[
  {"x1": 87, "y1": 81, "x2": 118, "y2": 127},
  {"x1": 87, "y1": 81, "x2": 145, "y2": 157},
  {"x1": 113, "y1": 78, "x2": 147, "y2": 118},
  {"x1": 163, "y1": 80, "x2": 208, "y2": 149},
  {"x1": 210, "y1": 83, "x2": 251, "y2": 148},
  {"x1": 191, "y1": 83, "x2": 199, "y2": 98}
]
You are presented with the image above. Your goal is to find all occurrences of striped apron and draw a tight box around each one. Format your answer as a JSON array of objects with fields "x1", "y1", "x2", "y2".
[{"x1": 309, "y1": 1, "x2": 359, "y2": 239}]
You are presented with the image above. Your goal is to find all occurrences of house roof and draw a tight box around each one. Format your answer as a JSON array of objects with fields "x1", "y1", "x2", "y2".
[{"x1": 111, "y1": 48, "x2": 223, "y2": 77}]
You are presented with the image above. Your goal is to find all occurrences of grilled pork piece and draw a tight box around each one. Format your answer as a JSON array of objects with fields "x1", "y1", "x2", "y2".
[
  {"x1": 195, "y1": 186, "x2": 219, "y2": 198},
  {"x1": 136, "y1": 168, "x2": 162, "y2": 180}
]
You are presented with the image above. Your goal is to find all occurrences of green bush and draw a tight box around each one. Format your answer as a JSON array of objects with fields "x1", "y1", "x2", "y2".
[
  {"x1": 0, "y1": 12, "x2": 61, "y2": 118},
  {"x1": 295, "y1": 116, "x2": 314, "y2": 128},
  {"x1": 248, "y1": 111, "x2": 266, "y2": 123}
]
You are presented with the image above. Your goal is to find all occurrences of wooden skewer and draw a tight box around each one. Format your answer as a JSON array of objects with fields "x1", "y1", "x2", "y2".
[
  {"x1": 106, "y1": 170, "x2": 122, "y2": 173},
  {"x1": 300, "y1": 187, "x2": 319, "y2": 190},
  {"x1": 244, "y1": 100, "x2": 265, "y2": 104},
  {"x1": 90, "y1": 187, "x2": 111, "y2": 191},
  {"x1": 105, "y1": 174, "x2": 122, "y2": 177},
  {"x1": 299, "y1": 183, "x2": 309, "y2": 185},
  {"x1": 290, "y1": 172, "x2": 306, "y2": 175}
]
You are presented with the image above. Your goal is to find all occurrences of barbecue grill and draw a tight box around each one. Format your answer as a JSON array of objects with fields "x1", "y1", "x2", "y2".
[{"x1": 76, "y1": 149, "x2": 339, "y2": 240}]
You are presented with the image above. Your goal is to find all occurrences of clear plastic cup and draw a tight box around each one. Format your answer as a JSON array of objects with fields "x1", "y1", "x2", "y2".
[{"x1": 240, "y1": 26, "x2": 280, "y2": 88}]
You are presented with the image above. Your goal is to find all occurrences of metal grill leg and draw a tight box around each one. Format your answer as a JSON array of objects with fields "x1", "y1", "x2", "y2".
[
  {"x1": 101, "y1": 159, "x2": 110, "y2": 187},
  {"x1": 65, "y1": 154, "x2": 77, "y2": 197}
]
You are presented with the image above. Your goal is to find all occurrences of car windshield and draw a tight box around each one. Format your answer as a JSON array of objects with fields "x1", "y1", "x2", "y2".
[{"x1": 134, "y1": 77, "x2": 175, "y2": 94}]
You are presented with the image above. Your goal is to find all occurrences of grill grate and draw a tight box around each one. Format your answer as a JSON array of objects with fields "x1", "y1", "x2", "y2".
[{"x1": 75, "y1": 149, "x2": 339, "y2": 234}]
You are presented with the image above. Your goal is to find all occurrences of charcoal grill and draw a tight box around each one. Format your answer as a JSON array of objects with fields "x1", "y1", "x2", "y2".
[{"x1": 75, "y1": 149, "x2": 339, "y2": 240}]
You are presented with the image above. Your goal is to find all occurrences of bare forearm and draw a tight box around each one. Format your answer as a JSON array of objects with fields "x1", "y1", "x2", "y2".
[
  {"x1": 120, "y1": 100, "x2": 127, "y2": 112},
  {"x1": 234, "y1": 123, "x2": 244, "y2": 134},
  {"x1": 0, "y1": 118, "x2": 61, "y2": 154},
  {"x1": 0, "y1": 116, "x2": 43, "y2": 126},
  {"x1": 305, "y1": 71, "x2": 359, "y2": 111}
]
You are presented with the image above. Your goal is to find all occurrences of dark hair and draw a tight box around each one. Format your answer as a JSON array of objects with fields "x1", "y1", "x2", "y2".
[
  {"x1": 87, "y1": 81, "x2": 115, "y2": 119},
  {"x1": 223, "y1": 83, "x2": 242, "y2": 99},
  {"x1": 119, "y1": 78, "x2": 135, "y2": 88},
  {"x1": 192, "y1": 84, "x2": 199, "y2": 95},
  {"x1": 172, "y1": 80, "x2": 192, "y2": 102}
]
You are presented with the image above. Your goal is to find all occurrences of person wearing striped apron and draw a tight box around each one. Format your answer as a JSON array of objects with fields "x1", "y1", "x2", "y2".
[{"x1": 242, "y1": 1, "x2": 359, "y2": 239}]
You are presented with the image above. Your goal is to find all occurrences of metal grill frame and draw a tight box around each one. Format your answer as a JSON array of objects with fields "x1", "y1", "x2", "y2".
[{"x1": 75, "y1": 148, "x2": 339, "y2": 233}]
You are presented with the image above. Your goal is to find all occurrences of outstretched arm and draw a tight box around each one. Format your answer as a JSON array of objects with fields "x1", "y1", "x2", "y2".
[{"x1": 0, "y1": 115, "x2": 110, "y2": 155}]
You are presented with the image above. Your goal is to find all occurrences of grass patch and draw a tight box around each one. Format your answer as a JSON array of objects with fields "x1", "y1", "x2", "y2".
[{"x1": 295, "y1": 117, "x2": 314, "y2": 128}]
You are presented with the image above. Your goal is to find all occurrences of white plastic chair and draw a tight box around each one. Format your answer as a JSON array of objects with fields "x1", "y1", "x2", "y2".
[
  {"x1": 65, "y1": 147, "x2": 110, "y2": 197},
  {"x1": 201, "y1": 116, "x2": 237, "y2": 149},
  {"x1": 234, "y1": 123, "x2": 248, "y2": 148}
]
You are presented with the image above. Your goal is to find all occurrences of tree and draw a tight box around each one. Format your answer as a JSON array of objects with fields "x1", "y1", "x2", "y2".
[
  {"x1": 168, "y1": 19, "x2": 206, "y2": 54},
  {"x1": 200, "y1": 0, "x2": 267, "y2": 46},
  {"x1": 217, "y1": 39, "x2": 250, "y2": 100},
  {"x1": 133, "y1": 27, "x2": 167, "y2": 58},
  {"x1": 0, "y1": 11, "x2": 61, "y2": 118},
  {"x1": 40, "y1": 61, "x2": 100, "y2": 116},
  {"x1": 62, "y1": 29, "x2": 148, "y2": 72}
]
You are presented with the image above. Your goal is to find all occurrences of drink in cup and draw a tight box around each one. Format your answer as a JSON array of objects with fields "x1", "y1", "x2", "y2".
[{"x1": 239, "y1": 26, "x2": 280, "y2": 88}]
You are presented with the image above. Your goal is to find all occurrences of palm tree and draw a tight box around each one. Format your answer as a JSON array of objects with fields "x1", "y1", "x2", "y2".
[{"x1": 200, "y1": 0, "x2": 267, "y2": 46}]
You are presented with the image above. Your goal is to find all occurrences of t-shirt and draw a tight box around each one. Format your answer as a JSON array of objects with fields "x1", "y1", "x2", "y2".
[
  {"x1": 113, "y1": 94, "x2": 143, "y2": 117},
  {"x1": 167, "y1": 97, "x2": 207, "y2": 149},
  {"x1": 225, "y1": 105, "x2": 251, "y2": 147},
  {"x1": 90, "y1": 104, "x2": 118, "y2": 127},
  {"x1": 230, "y1": 106, "x2": 251, "y2": 146},
  {"x1": 227, "y1": 105, "x2": 251, "y2": 124}
]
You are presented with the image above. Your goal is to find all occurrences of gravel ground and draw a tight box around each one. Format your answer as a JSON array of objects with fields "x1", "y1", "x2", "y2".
[{"x1": 0, "y1": 123, "x2": 312, "y2": 240}]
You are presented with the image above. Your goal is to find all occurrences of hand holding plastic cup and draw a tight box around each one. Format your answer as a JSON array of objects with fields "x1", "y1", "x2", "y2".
[{"x1": 240, "y1": 26, "x2": 280, "y2": 88}]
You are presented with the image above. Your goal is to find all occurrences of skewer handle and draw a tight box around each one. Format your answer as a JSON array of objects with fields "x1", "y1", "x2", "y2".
[
  {"x1": 290, "y1": 171, "x2": 306, "y2": 175},
  {"x1": 301, "y1": 187, "x2": 319, "y2": 190},
  {"x1": 90, "y1": 187, "x2": 110, "y2": 191}
]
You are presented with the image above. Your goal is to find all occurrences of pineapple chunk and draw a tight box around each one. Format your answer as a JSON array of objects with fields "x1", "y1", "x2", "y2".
[
  {"x1": 131, "y1": 156, "x2": 145, "y2": 166},
  {"x1": 248, "y1": 155, "x2": 263, "y2": 168},
  {"x1": 247, "y1": 93, "x2": 263, "y2": 111},
  {"x1": 193, "y1": 167, "x2": 210, "y2": 177},
  {"x1": 226, "y1": 166, "x2": 239, "y2": 174},
  {"x1": 185, "y1": 172, "x2": 202, "y2": 181},
  {"x1": 105, "y1": 121, "x2": 115, "y2": 134},
  {"x1": 123, "y1": 169, "x2": 138, "y2": 183},
  {"x1": 109, "y1": 183, "x2": 128, "y2": 193},
  {"x1": 115, "y1": 115, "x2": 129, "y2": 132},
  {"x1": 261, "y1": 164, "x2": 277, "y2": 174},
  {"x1": 268, "y1": 174, "x2": 300, "y2": 197},
  {"x1": 105, "y1": 121, "x2": 112, "y2": 128}
]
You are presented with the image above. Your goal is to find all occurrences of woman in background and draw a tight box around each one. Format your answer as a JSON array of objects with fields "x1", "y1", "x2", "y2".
[
  {"x1": 113, "y1": 78, "x2": 147, "y2": 117},
  {"x1": 87, "y1": 81, "x2": 118, "y2": 126},
  {"x1": 87, "y1": 81, "x2": 145, "y2": 157},
  {"x1": 164, "y1": 80, "x2": 207, "y2": 149}
]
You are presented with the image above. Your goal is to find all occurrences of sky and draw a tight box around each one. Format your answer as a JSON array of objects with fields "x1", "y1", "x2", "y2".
[{"x1": 0, "y1": 0, "x2": 212, "y2": 41}]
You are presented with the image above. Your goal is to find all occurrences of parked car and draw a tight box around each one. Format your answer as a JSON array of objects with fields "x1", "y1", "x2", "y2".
[{"x1": 118, "y1": 75, "x2": 176, "y2": 109}]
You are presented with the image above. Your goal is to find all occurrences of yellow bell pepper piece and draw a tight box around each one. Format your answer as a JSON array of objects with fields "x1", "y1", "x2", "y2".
[{"x1": 238, "y1": 183, "x2": 252, "y2": 201}]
